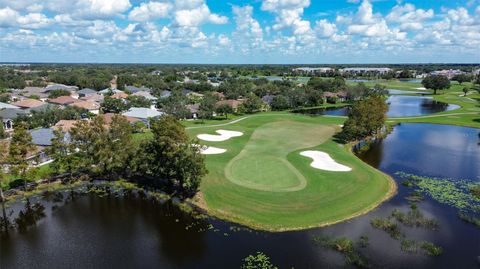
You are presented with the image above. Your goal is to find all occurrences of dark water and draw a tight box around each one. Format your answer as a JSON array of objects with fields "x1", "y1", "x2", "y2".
[
  {"x1": 295, "y1": 96, "x2": 460, "y2": 118},
  {"x1": 388, "y1": 89, "x2": 427, "y2": 95},
  {"x1": 2, "y1": 124, "x2": 480, "y2": 269},
  {"x1": 292, "y1": 106, "x2": 350, "y2": 116},
  {"x1": 386, "y1": 96, "x2": 460, "y2": 117}
]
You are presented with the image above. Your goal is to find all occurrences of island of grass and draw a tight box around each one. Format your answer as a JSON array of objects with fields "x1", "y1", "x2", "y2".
[{"x1": 187, "y1": 113, "x2": 396, "y2": 231}]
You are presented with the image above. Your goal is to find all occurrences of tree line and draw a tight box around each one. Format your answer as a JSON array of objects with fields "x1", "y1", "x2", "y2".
[{"x1": 4, "y1": 115, "x2": 206, "y2": 199}]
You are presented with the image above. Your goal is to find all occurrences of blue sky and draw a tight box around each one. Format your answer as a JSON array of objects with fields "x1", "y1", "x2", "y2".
[{"x1": 0, "y1": 0, "x2": 479, "y2": 63}]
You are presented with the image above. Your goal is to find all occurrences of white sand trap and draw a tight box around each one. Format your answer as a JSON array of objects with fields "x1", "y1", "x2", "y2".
[
  {"x1": 300, "y1": 151, "x2": 352, "y2": 172},
  {"x1": 415, "y1": 87, "x2": 427, "y2": 90},
  {"x1": 201, "y1": 146, "x2": 227, "y2": 155},
  {"x1": 193, "y1": 144, "x2": 227, "y2": 155},
  {"x1": 197, "y1": 130, "x2": 243, "y2": 142}
]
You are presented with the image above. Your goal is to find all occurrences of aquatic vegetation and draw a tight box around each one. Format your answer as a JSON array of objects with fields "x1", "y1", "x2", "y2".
[
  {"x1": 312, "y1": 235, "x2": 371, "y2": 268},
  {"x1": 390, "y1": 208, "x2": 439, "y2": 230},
  {"x1": 405, "y1": 191, "x2": 424, "y2": 203},
  {"x1": 357, "y1": 235, "x2": 369, "y2": 248},
  {"x1": 241, "y1": 252, "x2": 278, "y2": 269},
  {"x1": 400, "y1": 239, "x2": 443, "y2": 256},
  {"x1": 420, "y1": 242, "x2": 443, "y2": 256},
  {"x1": 370, "y1": 218, "x2": 402, "y2": 239},
  {"x1": 470, "y1": 184, "x2": 480, "y2": 199},
  {"x1": 458, "y1": 212, "x2": 480, "y2": 228},
  {"x1": 396, "y1": 172, "x2": 480, "y2": 212}
]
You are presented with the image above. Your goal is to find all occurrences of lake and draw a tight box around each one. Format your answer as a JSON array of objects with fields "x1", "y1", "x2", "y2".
[
  {"x1": 2, "y1": 124, "x2": 479, "y2": 269},
  {"x1": 294, "y1": 96, "x2": 460, "y2": 118}
]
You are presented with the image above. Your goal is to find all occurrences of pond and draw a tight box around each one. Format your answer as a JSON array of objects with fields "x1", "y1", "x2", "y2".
[
  {"x1": 388, "y1": 89, "x2": 428, "y2": 95},
  {"x1": 2, "y1": 124, "x2": 480, "y2": 269},
  {"x1": 385, "y1": 96, "x2": 460, "y2": 117},
  {"x1": 295, "y1": 96, "x2": 460, "y2": 118}
]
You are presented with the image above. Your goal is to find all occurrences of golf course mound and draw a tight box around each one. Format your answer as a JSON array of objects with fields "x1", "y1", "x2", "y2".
[{"x1": 188, "y1": 114, "x2": 396, "y2": 231}]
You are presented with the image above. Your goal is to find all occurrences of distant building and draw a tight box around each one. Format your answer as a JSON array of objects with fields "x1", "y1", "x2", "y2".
[
  {"x1": 430, "y1": 69, "x2": 465, "y2": 79},
  {"x1": 340, "y1": 67, "x2": 392, "y2": 75},
  {"x1": 292, "y1": 67, "x2": 333, "y2": 74}
]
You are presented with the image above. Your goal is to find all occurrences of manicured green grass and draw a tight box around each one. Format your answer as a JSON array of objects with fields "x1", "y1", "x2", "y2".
[{"x1": 187, "y1": 113, "x2": 396, "y2": 231}]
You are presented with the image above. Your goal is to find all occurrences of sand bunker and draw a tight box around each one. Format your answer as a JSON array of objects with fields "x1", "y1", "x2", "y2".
[
  {"x1": 197, "y1": 130, "x2": 243, "y2": 142},
  {"x1": 300, "y1": 151, "x2": 352, "y2": 172},
  {"x1": 193, "y1": 144, "x2": 227, "y2": 155},
  {"x1": 415, "y1": 87, "x2": 427, "y2": 90},
  {"x1": 201, "y1": 146, "x2": 227, "y2": 155}
]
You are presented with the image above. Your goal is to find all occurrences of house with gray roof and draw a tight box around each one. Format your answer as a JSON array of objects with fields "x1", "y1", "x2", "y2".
[
  {"x1": 159, "y1": 90, "x2": 171, "y2": 99},
  {"x1": 125, "y1": 86, "x2": 152, "y2": 94},
  {"x1": 122, "y1": 108, "x2": 164, "y2": 127},
  {"x1": 45, "y1": 84, "x2": 79, "y2": 92},
  {"x1": 0, "y1": 108, "x2": 30, "y2": 131},
  {"x1": 0, "y1": 102, "x2": 19, "y2": 109},
  {"x1": 122, "y1": 107, "x2": 163, "y2": 119},
  {"x1": 77, "y1": 88, "x2": 97, "y2": 97},
  {"x1": 99, "y1": 88, "x2": 124, "y2": 95}
]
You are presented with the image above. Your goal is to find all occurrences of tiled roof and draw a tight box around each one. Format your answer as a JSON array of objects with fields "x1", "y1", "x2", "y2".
[{"x1": 12, "y1": 99, "x2": 44, "y2": 108}]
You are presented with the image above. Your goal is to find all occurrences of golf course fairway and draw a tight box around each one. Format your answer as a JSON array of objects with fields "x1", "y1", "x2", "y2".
[{"x1": 188, "y1": 113, "x2": 396, "y2": 231}]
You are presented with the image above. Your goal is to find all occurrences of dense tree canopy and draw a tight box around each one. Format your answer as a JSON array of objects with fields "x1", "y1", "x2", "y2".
[
  {"x1": 422, "y1": 75, "x2": 451, "y2": 94},
  {"x1": 338, "y1": 95, "x2": 388, "y2": 142}
]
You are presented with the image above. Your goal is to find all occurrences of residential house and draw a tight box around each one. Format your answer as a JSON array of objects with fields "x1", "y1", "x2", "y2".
[
  {"x1": 323, "y1": 91, "x2": 347, "y2": 103},
  {"x1": 101, "y1": 113, "x2": 141, "y2": 125},
  {"x1": 44, "y1": 84, "x2": 78, "y2": 93},
  {"x1": 125, "y1": 86, "x2": 152, "y2": 94},
  {"x1": 54, "y1": 120, "x2": 82, "y2": 132},
  {"x1": 77, "y1": 88, "x2": 97, "y2": 98},
  {"x1": 81, "y1": 93, "x2": 104, "y2": 103},
  {"x1": 122, "y1": 107, "x2": 164, "y2": 127},
  {"x1": 132, "y1": 91, "x2": 158, "y2": 109},
  {"x1": 111, "y1": 92, "x2": 129, "y2": 99},
  {"x1": 70, "y1": 100, "x2": 101, "y2": 114},
  {"x1": 48, "y1": 96, "x2": 80, "y2": 106},
  {"x1": 0, "y1": 108, "x2": 30, "y2": 131},
  {"x1": 18, "y1": 87, "x2": 49, "y2": 101},
  {"x1": 0, "y1": 102, "x2": 19, "y2": 109},
  {"x1": 29, "y1": 128, "x2": 70, "y2": 165},
  {"x1": 12, "y1": 98, "x2": 44, "y2": 109},
  {"x1": 216, "y1": 99, "x2": 243, "y2": 112},
  {"x1": 159, "y1": 90, "x2": 171, "y2": 99},
  {"x1": 99, "y1": 88, "x2": 123, "y2": 95},
  {"x1": 186, "y1": 104, "x2": 200, "y2": 119}
]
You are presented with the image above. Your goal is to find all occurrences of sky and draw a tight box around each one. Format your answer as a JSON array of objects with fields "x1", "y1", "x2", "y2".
[{"x1": 0, "y1": 0, "x2": 479, "y2": 64}]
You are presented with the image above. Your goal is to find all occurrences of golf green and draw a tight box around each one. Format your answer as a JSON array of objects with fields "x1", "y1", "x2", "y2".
[{"x1": 188, "y1": 113, "x2": 396, "y2": 231}]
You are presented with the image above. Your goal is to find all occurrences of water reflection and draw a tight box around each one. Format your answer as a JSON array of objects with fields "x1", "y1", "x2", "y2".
[
  {"x1": 294, "y1": 96, "x2": 459, "y2": 118},
  {"x1": 1, "y1": 124, "x2": 480, "y2": 269}
]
